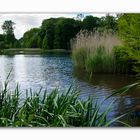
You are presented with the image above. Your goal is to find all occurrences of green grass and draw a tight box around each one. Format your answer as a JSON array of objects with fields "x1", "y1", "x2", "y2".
[
  {"x1": 0, "y1": 78, "x2": 137, "y2": 127},
  {"x1": 85, "y1": 46, "x2": 116, "y2": 73}
]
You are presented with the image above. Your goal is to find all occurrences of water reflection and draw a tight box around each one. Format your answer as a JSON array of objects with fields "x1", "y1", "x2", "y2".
[
  {"x1": 73, "y1": 67, "x2": 140, "y2": 126},
  {"x1": 0, "y1": 54, "x2": 73, "y2": 93},
  {"x1": 14, "y1": 55, "x2": 27, "y2": 84}
]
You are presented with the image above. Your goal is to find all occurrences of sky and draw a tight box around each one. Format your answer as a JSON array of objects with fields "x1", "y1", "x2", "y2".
[{"x1": 0, "y1": 13, "x2": 106, "y2": 39}]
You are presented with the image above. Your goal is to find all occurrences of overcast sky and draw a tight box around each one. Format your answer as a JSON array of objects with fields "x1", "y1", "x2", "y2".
[{"x1": 0, "y1": 13, "x2": 106, "y2": 39}]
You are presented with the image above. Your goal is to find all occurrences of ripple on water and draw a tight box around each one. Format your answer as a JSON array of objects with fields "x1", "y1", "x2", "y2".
[{"x1": 0, "y1": 54, "x2": 139, "y2": 126}]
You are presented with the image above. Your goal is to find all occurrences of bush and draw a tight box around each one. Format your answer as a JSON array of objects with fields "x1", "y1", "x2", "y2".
[{"x1": 113, "y1": 45, "x2": 140, "y2": 74}]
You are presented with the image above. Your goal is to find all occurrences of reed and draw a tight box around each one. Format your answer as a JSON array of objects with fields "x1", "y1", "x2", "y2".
[
  {"x1": 71, "y1": 30, "x2": 122, "y2": 74},
  {"x1": 0, "y1": 80, "x2": 131, "y2": 127}
]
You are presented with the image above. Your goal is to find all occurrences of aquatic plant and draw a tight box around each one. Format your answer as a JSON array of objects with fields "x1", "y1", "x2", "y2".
[
  {"x1": 71, "y1": 30, "x2": 122, "y2": 74},
  {"x1": 0, "y1": 79, "x2": 134, "y2": 127}
]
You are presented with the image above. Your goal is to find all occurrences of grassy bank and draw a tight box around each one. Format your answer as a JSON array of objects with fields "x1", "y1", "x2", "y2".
[
  {"x1": 71, "y1": 30, "x2": 123, "y2": 74},
  {"x1": 0, "y1": 48, "x2": 71, "y2": 55},
  {"x1": 0, "y1": 79, "x2": 135, "y2": 127}
]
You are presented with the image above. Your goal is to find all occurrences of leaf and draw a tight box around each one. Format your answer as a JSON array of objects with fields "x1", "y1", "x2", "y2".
[
  {"x1": 116, "y1": 120, "x2": 131, "y2": 127},
  {"x1": 97, "y1": 100, "x2": 114, "y2": 126},
  {"x1": 106, "y1": 82, "x2": 139, "y2": 100},
  {"x1": 105, "y1": 113, "x2": 128, "y2": 127},
  {"x1": 58, "y1": 115, "x2": 67, "y2": 127}
]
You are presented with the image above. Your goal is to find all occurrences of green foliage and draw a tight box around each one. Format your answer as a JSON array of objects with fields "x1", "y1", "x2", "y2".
[
  {"x1": 0, "y1": 34, "x2": 6, "y2": 49},
  {"x1": 41, "y1": 18, "x2": 57, "y2": 49},
  {"x1": 113, "y1": 14, "x2": 140, "y2": 75},
  {"x1": 101, "y1": 14, "x2": 117, "y2": 31},
  {"x1": 1, "y1": 20, "x2": 16, "y2": 48},
  {"x1": 82, "y1": 15, "x2": 101, "y2": 31},
  {"x1": 22, "y1": 28, "x2": 40, "y2": 48},
  {"x1": 114, "y1": 45, "x2": 140, "y2": 74},
  {"x1": 4, "y1": 34, "x2": 16, "y2": 46},
  {"x1": 0, "y1": 41, "x2": 6, "y2": 49},
  {"x1": 0, "y1": 34, "x2": 5, "y2": 41},
  {"x1": 54, "y1": 18, "x2": 81, "y2": 50},
  {"x1": 2, "y1": 20, "x2": 15, "y2": 35},
  {"x1": 117, "y1": 14, "x2": 140, "y2": 49},
  {"x1": 21, "y1": 18, "x2": 81, "y2": 50},
  {"x1": 37, "y1": 36, "x2": 42, "y2": 48},
  {"x1": 42, "y1": 35, "x2": 48, "y2": 49},
  {"x1": 2, "y1": 21, "x2": 15, "y2": 44},
  {"x1": 0, "y1": 15, "x2": 117, "y2": 50},
  {"x1": 0, "y1": 80, "x2": 130, "y2": 127},
  {"x1": 72, "y1": 47, "x2": 88, "y2": 68},
  {"x1": 85, "y1": 46, "x2": 116, "y2": 73},
  {"x1": 14, "y1": 40, "x2": 21, "y2": 48}
]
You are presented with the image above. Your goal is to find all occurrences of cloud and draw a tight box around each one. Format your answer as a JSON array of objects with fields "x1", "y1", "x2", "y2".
[{"x1": 0, "y1": 14, "x2": 45, "y2": 39}]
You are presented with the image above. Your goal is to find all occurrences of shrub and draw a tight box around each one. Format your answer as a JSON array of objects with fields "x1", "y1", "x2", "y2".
[{"x1": 114, "y1": 45, "x2": 140, "y2": 74}]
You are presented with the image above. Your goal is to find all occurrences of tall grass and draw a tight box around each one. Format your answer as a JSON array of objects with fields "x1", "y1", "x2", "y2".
[
  {"x1": 71, "y1": 30, "x2": 122, "y2": 74},
  {"x1": 0, "y1": 80, "x2": 132, "y2": 127}
]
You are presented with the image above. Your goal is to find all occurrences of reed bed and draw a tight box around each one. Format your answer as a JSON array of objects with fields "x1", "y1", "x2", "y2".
[
  {"x1": 71, "y1": 30, "x2": 122, "y2": 74},
  {"x1": 0, "y1": 80, "x2": 131, "y2": 127}
]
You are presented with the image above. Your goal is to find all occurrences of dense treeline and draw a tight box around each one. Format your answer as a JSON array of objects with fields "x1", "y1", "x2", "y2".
[{"x1": 0, "y1": 14, "x2": 118, "y2": 50}]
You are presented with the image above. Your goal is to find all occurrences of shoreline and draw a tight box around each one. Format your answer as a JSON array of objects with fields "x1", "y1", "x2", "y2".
[{"x1": 0, "y1": 48, "x2": 71, "y2": 55}]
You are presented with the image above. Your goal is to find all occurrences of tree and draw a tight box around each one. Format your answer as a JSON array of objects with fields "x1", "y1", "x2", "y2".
[
  {"x1": 22, "y1": 28, "x2": 40, "y2": 48},
  {"x1": 37, "y1": 36, "x2": 42, "y2": 48},
  {"x1": 0, "y1": 34, "x2": 5, "y2": 41},
  {"x1": 76, "y1": 13, "x2": 84, "y2": 21},
  {"x1": 14, "y1": 40, "x2": 21, "y2": 48},
  {"x1": 2, "y1": 20, "x2": 15, "y2": 35},
  {"x1": 117, "y1": 14, "x2": 140, "y2": 49},
  {"x1": 0, "y1": 41, "x2": 5, "y2": 49},
  {"x1": 82, "y1": 15, "x2": 101, "y2": 31},
  {"x1": 54, "y1": 18, "x2": 81, "y2": 49},
  {"x1": 40, "y1": 18, "x2": 57, "y2": 49},
  {"x1": 101, "y1": 14, "x2": 117, "y2": 30},
  {"x1": 42, "y1": 35, "x2": 48, "y2": 49},
  {"x1": 1, "y1": 20, "x2": 16, "y2": 46}
]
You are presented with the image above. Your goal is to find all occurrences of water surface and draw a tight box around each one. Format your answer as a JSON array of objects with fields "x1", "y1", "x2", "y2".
[{"x1": 0, "y1": 54, "x2": 139, "y2": 126}]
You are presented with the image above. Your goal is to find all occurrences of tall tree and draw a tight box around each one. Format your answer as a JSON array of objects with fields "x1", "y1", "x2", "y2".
[
  {"x1": 22, "y1": 28, "x2": 40, "y2": 48},
  {"x1": 101, "y1": 14, "x2": 117, "y2": 30},
  {"x1": 37, "y1": 36, "x2": 42, "y2": 48},
  {"x1": 42, "y1": 35, "x2": 48, "y2": 49},
  {"x1": 2, "y1": 20, "x2": 15, "y2": 35},
  {"x1": 54, "y1": 18, "x2": 81, "y2": 49},
  {"x1": 40, "y1": 18, "x2": 57, "y2": 49},
  {"x1": 82, "y1": 15, "x2": 101, "y2": 31},
  {"x1": 1, "y1": 20, "x2": 16, "y2": 45}
]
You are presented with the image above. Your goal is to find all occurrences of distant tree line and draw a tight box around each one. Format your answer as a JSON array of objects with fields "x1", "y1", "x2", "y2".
[{"x1": 0, "y1": 14, "x2": 119, "y2": 50}]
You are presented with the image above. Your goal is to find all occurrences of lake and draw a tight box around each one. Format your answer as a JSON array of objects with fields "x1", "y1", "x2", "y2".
[{"x1": 0, "y1": 54, "x2": 140, "y2": 126}]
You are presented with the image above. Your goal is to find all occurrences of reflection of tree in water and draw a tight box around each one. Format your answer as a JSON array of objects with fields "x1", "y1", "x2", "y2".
[
  {"x1": 73, "y1": 68, "x2": 137, "y2": 88},
  {"x1": 73, "y1": 68, "x2": 140, "y2": 126},
  {"x1": 113, "y1": 94, "x2": 140, "y2": 126}
]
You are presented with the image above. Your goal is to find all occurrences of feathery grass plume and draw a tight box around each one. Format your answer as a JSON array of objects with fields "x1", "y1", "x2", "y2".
[{"x1": 71, "y1": 29, "x2": 122, "y2": 74}]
